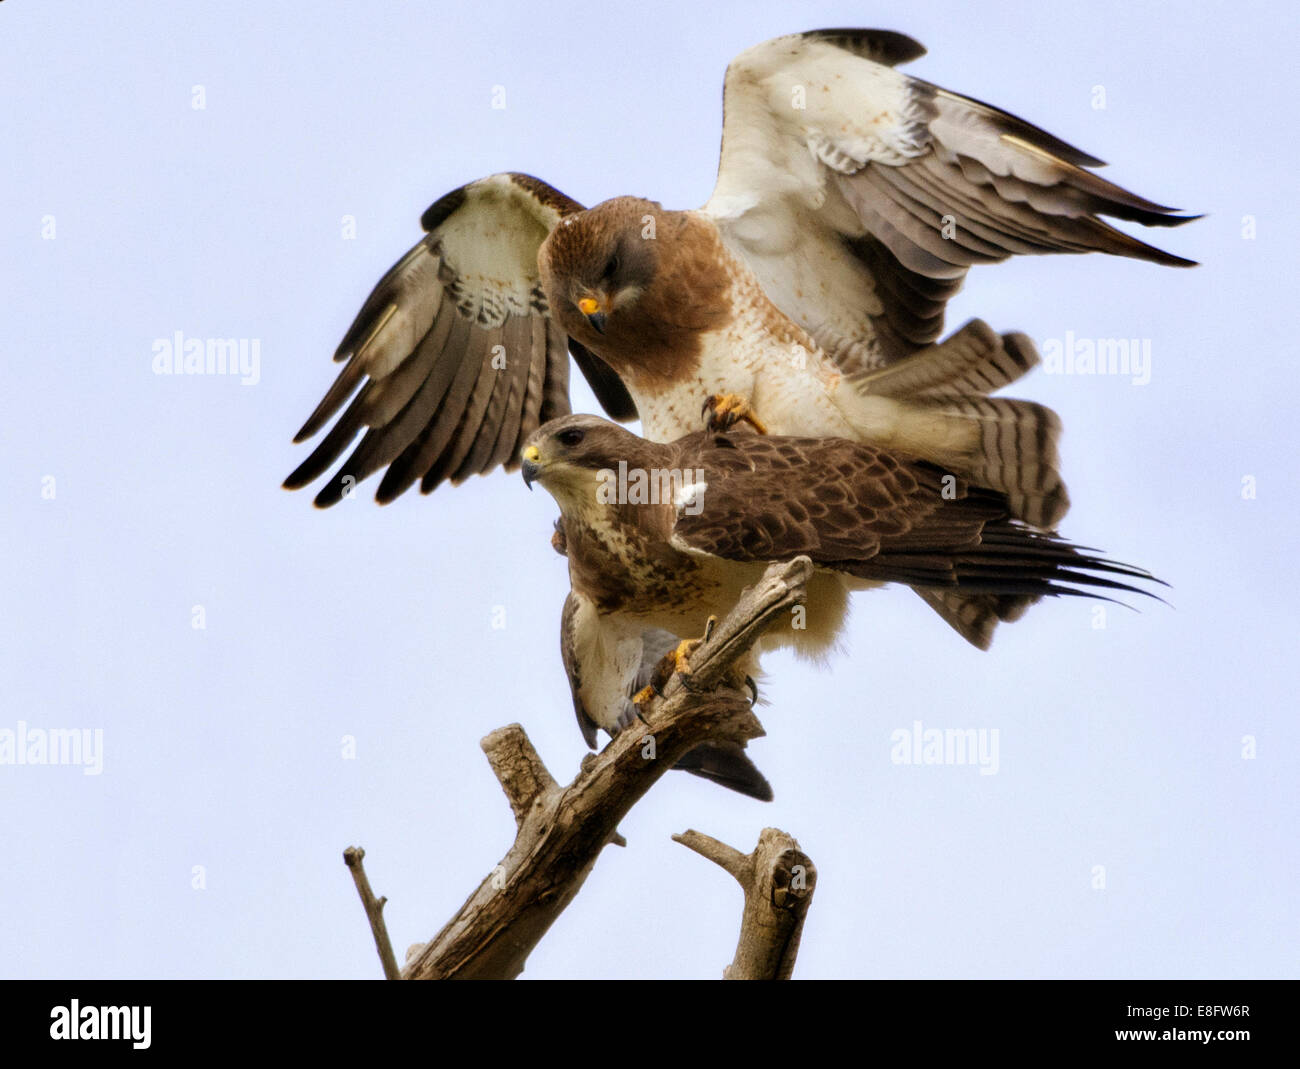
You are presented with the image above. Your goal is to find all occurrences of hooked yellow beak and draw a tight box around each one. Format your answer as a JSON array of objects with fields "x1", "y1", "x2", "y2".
[
  {"x1": 521, "y1": 444, "x2": 542, "y2": 489},
  {"x1": 576, "y1": 295, "x2": 607, "y2": 334}
]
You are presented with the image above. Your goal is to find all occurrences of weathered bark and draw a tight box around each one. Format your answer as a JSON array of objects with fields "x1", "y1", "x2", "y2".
[
  {"x1": 346, "y1": 556, "x2": 813, "y2": 980},
  {"x1": 674, "y1": 827, "x2": 817, "y2": 979}
]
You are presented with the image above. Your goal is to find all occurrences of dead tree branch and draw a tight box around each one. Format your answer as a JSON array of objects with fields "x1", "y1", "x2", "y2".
[
  {"x1": 674, "y1": 827, "x2": 817, "y2": 980},
  {"x1": 395, "y1": 556, "x2": 813, "y2": 979},
  {"x1": 342, "y1": 846, "x2": 400, "y2": 980}
]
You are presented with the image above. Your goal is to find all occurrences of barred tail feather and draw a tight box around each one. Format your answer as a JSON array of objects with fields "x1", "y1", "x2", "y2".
[
  {"x1": 913, "y1": 589, "x2": 1033, "y2": 651},
  {"x1": 929, "y1": 395, "x2": 1069, "y2": 529},
  {"x1": 834, "y1": 323, "x2": 1068, "y2": 528},
  {"x1": 850, "y1": 319, "x2": 1040, "y2": 399},
  {"x1": 836, "y1": 393, "x2": 1069, "y2": 529}
]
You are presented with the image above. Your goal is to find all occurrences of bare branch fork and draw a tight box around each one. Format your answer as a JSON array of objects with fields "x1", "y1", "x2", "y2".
[
  {"x1": 344, "y1": 556, "x2": 813, "y2": 980},
  {"x1": 674, "y1": 827, "x2": 817, "y2": 980}
]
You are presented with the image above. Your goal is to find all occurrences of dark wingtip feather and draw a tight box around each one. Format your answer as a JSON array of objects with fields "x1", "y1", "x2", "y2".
[
  {"x1": 284, "y1": 448, "x2": 342, "y2": 493},
  {"x1": 281, "y1": 467, "x2": 311, "y2": 493},
  {"x1": 291, "y1": 362, "x2": 365, "y2": 443},
  {"x1": 1086, "y1": 218, "x2": 1199, "y2": 267},
  {"x1": 569, "y1": 338, "x2": 638, "y2": 422},
  {"x1": 311, "y1": 480, "x2": 346, "y2": 509},
  {"x1": 801, "y1": 28, "x2": 928, "y2": 67},
  {"x1": 1138, "y1": 211, "x2": 1204, "y2": 229},
  {"x1": 419, "y1": 185, "x2": 468, "y2": 234}
]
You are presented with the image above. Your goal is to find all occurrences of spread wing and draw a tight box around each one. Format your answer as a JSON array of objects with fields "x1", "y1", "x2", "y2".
[
  {"x1": 285, "y1": 173, "x2": 637, "y2": 507},
  {"x1": 704, "y1": 29, "x2": 1198, "y2": 372}
]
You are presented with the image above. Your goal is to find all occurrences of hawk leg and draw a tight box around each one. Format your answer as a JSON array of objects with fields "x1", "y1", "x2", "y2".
[
  {"x1": 632, "y1": 634, "x2": 702, "y2": 717},
  {"x1": 702, "y1": 393, "x2": 768, "y2": 435},
  {"x1": 632, "y1": 615, "x2": 755, "y2": 713}
]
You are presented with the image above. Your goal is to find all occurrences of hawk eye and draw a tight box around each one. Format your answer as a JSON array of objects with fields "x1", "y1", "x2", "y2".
[{"x1": 556, "y1": 428, "x2": 585, "y2": 448}]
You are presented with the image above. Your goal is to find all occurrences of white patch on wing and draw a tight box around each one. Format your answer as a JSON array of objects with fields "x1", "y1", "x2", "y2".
[
  {"x1": 673, "y1": 478, "x2": 707, "y2": 515},
  {"x1": 434, "y1": 174, "x2": 559, "y2": 327},
  {"x1": 667, "y1": 530, "x2": 713, "y2": 559},
  {"x1": 706, "y1": 37, "x2": 921, "y2": 225}
]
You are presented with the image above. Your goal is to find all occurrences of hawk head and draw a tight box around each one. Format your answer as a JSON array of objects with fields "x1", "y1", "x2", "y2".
[
  {"x1": 521, "y1": 414, "x2": 657, "y2": 512},
  {"x1": 539, "y1": 199, "x2": 734, "y2": 388},
  {"x1": 539, "y1": 197, "x2": 661, "y2": 340}
]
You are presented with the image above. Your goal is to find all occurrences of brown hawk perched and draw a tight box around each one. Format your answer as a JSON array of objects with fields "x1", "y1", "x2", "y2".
[{"x1": 523, "y1": 415, "x2": 1159, "y2": 798}]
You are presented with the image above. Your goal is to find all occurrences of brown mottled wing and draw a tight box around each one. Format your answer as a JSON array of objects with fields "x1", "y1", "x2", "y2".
[
  {"x1": 706, "y1": 29, "x2": 1196, "y2": 370},
  {"x1": 670, "y1": 432, "x2": 1156, "y2": 612},
  {"x1": 670, "y1": 433, "x2": 980, "y2": 575},
  {"x1": 284, "y1": 172, "x2": 636, "y2": 507}
]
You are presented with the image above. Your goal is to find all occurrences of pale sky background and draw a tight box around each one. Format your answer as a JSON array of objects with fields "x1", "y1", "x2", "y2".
[{"x1": 2, "y1": 0, "x2": 1295, "y2": 979}]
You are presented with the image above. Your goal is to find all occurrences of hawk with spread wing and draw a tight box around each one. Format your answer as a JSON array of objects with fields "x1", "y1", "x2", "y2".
[
  {"x1": 524, "y1": 415, "x2": 1159, "y2": 798},
  {"x1": 286, "y1": 28, "x2": 1194, "y2": 538}
]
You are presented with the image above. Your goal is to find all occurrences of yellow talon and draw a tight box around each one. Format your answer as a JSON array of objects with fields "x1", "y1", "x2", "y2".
[
  {"x1": 669, "y1": 637, "x2": 701, "y2": 676},
  {"x1": 648, "y1": 626, "x2": 716, "y2": 696},
  {"x1": 641, "y1": 617, "x2": 753, "y2": 708},
  {"x1": 702, "y1": 393, "x2": 768, "y2": 435}
]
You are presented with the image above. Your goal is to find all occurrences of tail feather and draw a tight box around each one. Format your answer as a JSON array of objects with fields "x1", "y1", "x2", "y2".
[
  {"x1": 909, "y1": 526, "x2": 1163, "y2": 648},
  {"x1": 914, "y1": 589, "x2": 1032, "y2": 650},
  {"x1": 632, "y1": 632, "x2": 772, "y2": 801},
  {"x1": 836, "y1": 323, "x2": 1069, "y2": 528},
  {"x1": 673, "y1": 741, "x2": 773, "y2": 801},
  {"x1": 930, "y1": 395, "x2": 1067, "y2": 528},
  {"x1": 851, "y1": 318, "x2": 1040, "y2": 400},
  {"x1": 859, "y1": 394, "x2": 1068, "y2": 529}
]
